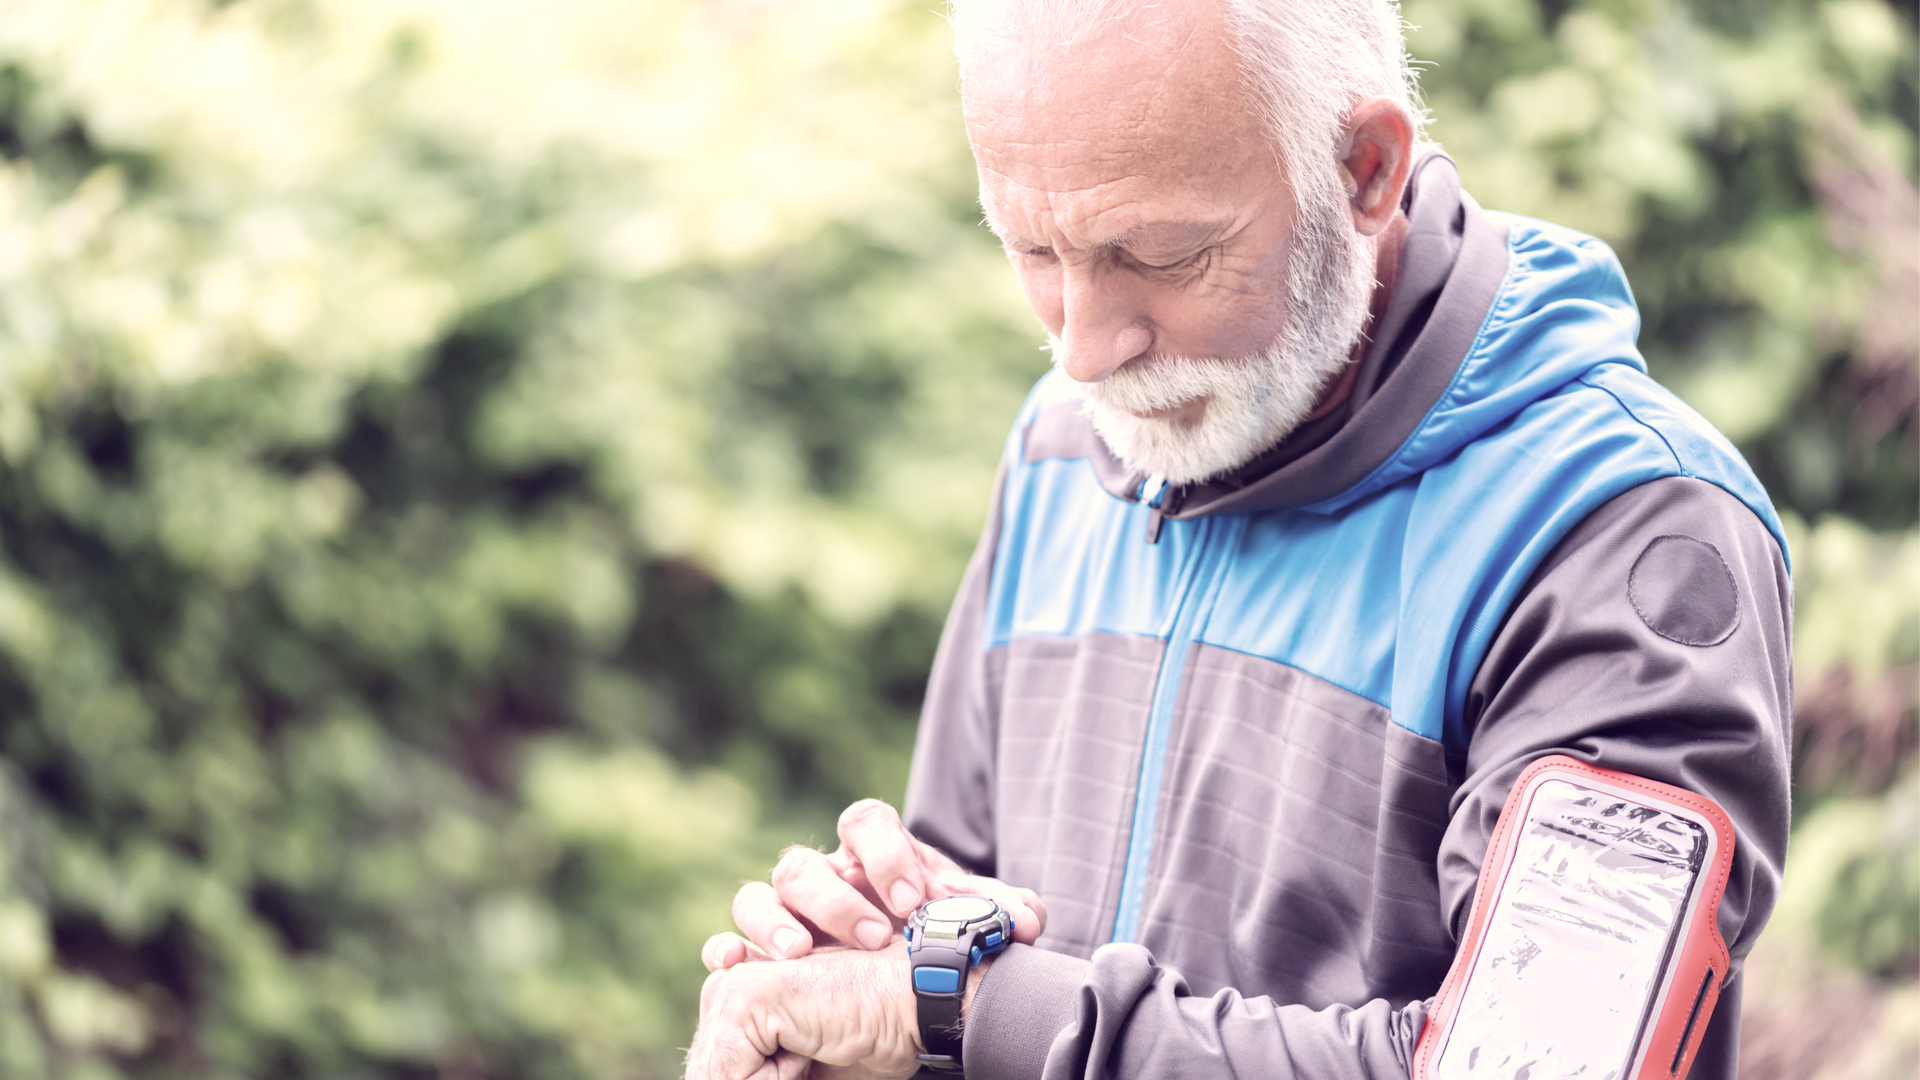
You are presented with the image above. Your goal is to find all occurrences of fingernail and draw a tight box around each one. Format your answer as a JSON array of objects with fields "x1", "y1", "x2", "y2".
[
  {"x1": 890, "y1": 880, "x2": 922, "y2": 914},
  {"x1": 772, "y1": 927, "x2": 802, "y2": 957},
  {"x1": 855, "y1": 919, "x2": 892, "y2": 950}
]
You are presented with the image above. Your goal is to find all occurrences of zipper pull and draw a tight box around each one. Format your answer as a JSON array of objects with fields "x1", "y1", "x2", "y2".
[{"x1": 1142, "y1": 475, "x2": 1169, "y2": 544}]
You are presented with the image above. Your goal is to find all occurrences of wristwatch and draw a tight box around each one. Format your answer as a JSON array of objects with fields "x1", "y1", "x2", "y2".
[{"x1": 905, "y1": 895, "x2": 1013, "y2": 1073}]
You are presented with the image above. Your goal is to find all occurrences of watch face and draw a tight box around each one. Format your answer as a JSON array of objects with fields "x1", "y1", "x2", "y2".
[{"x1": 922, "y1": 895, "x2": 997, "y2": 923}]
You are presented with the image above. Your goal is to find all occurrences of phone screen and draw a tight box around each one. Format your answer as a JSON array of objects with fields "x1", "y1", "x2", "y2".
[{"x1": 1434, "y1": 779, "x2": 1707, "y2": 1080}]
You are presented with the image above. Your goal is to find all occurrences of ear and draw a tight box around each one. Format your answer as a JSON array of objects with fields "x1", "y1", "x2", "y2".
[{"x1": 1337, "y1": 99, "x2": 1415, "y2": 237}]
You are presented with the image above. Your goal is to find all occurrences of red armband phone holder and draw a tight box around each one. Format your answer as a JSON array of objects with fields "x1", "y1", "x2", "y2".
[{"x1": 1413, "y1": 755, "x2": 1735, "y2": 1080}]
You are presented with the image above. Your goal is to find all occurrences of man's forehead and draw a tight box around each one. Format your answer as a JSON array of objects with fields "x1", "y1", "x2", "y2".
[{"x1": 959, "y1": 0, "x2": 1271, "y2": 240}]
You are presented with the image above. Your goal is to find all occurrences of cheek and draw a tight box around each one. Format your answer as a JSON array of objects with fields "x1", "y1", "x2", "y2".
[
  {"x1": 1141, "y1": 300, "x2": 1281, "y2": 363},
  {"x1": 1157, "y1": 259, "x2": 1291, "y2": 354}
]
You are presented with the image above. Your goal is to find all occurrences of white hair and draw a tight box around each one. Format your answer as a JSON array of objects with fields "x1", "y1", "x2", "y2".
[
  {"x1": 950, "y1": 0, "x2": 1430, "y2": 213},
  {"x1": 1226, "y1": 0, "x2": 1428, "y2": 179}
]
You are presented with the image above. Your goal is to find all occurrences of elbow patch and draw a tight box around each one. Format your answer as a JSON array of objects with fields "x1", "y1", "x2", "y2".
[{"x1": 1414, "y1": 756, "x2": 1735, "y2": 1080}]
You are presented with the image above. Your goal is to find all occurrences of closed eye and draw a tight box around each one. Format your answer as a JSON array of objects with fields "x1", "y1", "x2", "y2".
[{"x1": 1130, "y1": 247, "x2": 1212, "y2": 275}]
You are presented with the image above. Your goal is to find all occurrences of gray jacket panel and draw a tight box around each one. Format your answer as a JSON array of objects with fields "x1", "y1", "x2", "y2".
[
  {"x1": 1135, "y1": 649, "x2": 1455, "y2": 1008},
  {"x1": 907, "y1": 464, "x2": 1008, "y2": 876},
  {"x1": 916, "y1": 475, "x2": 1790, "y2": 1080},
  {"x1": 994, "y1": 632, "x2": 1165, "y2": 957}
]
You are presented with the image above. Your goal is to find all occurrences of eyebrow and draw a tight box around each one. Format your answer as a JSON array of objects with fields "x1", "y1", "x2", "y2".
[
  {"x1": 981, "y1": 214, "x2": 1230, "y2": 254},
  {"x1": 1096, "y1": 221, "x2": 1227, "y2": 254}
]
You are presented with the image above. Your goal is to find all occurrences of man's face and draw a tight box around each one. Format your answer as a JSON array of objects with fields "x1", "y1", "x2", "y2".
[{"x1": 961, "y1": 5, "x2": 1374, "y2": 483}]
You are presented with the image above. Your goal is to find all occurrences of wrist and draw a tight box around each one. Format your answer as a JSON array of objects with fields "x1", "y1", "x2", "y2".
[
  {"x1": 786, "y1": 943, "x2": 927, "y2": 1077},
  {"x1": 960, "y1": 955, "x2": 989, "y2": 1024},
  {"x1": 905, "y1": 955, "x2": 987, "y2": 1053},
  {"x1": 885, "y1": 942, "x2": 922, "y2": 1054}
]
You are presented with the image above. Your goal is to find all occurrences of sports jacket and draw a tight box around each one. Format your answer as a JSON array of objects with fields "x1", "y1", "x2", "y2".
[{"x1": 902, "y1": 154, "x2": 1793, "y2": 1080}]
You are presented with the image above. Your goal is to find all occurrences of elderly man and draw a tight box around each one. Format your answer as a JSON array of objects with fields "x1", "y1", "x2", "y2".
[{"x1": 688, "y1": 0, "x2": 1792, "y2": 1077}]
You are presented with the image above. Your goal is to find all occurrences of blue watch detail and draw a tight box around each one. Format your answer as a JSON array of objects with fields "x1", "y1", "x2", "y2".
[{"x1": 913, "y1": 967, "x2": 962, "y2": 994}]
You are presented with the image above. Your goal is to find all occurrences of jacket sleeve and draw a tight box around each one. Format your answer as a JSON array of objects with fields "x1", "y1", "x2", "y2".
[
  {"x1": 958, "y1": 475, "x2": 1793, "y2": 1080},
  {"x1": 902, "y1": 461, "x2": 1008, "y2": 877}
]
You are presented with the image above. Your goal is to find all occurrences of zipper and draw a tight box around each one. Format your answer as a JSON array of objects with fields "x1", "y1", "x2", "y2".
[
  {"x1": 1141, "y1": 477, "x2": 1185, "y2": 544},
  {"x1": 1108, "y1": 512, "x2": 1245, "y2": 944}
]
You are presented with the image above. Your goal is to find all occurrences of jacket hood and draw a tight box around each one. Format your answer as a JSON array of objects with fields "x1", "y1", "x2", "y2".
[{"x1": 1017, "y1": 153, "x2": 1652, "y2": 519}]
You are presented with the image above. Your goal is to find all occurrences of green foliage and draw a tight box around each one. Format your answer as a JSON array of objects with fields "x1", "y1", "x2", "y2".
[
  {"x1": 1774, "y1": 770, "x2": 1920, "y2": 977},
  {"x1": 0, "y1": 0, "x2": 1041, "y2": 1075},
  {"x1": 0, "y1": 0, "x2": 1909, "y2": 1077}
]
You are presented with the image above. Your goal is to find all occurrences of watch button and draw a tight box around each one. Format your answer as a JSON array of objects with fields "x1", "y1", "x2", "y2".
[{"x1": 913, "y1": 967, "x2": 962, "y2": 994}]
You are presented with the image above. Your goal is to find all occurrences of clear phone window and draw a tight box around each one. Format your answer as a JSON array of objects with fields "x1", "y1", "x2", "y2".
[{"x1": 1435, "y1": 779, "x2": 1707, "y2": 1080}]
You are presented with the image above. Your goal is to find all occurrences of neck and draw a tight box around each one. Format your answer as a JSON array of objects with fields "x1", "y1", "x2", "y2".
[{"x1": 1301, "y1": 209, "x2": 1411, "y2": 423}]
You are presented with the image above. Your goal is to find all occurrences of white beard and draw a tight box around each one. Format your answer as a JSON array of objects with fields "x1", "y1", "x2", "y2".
[{"x1": 1054, "y1": 174, "x2": 1379, "y2": 486}]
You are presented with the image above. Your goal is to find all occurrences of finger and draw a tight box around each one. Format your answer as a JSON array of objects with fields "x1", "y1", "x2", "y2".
[
  {"x1": 734, "y1": 1052, "x2": 790, "y2": 1080},
  {"x1": 769, "y1": 846, "x2": 896, "y2": 951},
  {"x1": 910, "y1": 836, "x2": 965, "y2": 877},
  {"x1": 831, "y1": 833, "x2": 963, "y2": 920},
  {"x1": 691, "y1": 1023, "x2": 772, "y2": 1080},
  {"x1": 768, "y1": 1050, "x2": 812, "y2": 1080},
  {"x1": 841, "y1": 837, "x2": 965, "y2": 911},
  {"x1": 733, "y1": 880, "x2": 818, "y2": 959},
  {"x1": 689, "y1": 968, "x2": 813, "y2": 1080},
  {"x1": 703, "y1": 933, "x2": 746, "y2": 972},
  {"x1": 836, "y1": 800, "x2": 929, "y2": 917},
  {"x1": 703, "y1": 932, "x2": 753, "y2": 971},
  {"x1": 1015, "y1": 887, "x2": 1048, "y2": 941},
  {"x1": 730, "y1": 1051, "x2": 806, "y2": 1080},
  {"x1": 930, "y1": 871, "x2": 1048, "y2": 943},
  {"x1": 825, "y1": 854, "x2": 890, "y2": 920},
  {"x1": 689, "y1": 972, "x2": 766, "y2": 1080}
]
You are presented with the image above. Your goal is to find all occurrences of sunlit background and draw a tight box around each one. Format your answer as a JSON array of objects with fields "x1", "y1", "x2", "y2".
[{"x1": 0, "y1": 0, "x2": 1910, "y2": 1076}]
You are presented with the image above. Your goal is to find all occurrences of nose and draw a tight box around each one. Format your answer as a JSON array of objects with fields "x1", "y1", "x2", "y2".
[{"x1": 1057, "y1": 264, "x2": 1152, "y2": 383}]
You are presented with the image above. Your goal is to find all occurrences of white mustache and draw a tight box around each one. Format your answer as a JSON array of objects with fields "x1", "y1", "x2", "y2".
[{"x1": 1068, "y1": 353, "x2": 1270, "y2": 417}]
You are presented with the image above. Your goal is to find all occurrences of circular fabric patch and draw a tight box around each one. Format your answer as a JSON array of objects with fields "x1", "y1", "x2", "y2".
[{"x1": 1628, "y1": 534, "x2": 1740, "y2": 647}]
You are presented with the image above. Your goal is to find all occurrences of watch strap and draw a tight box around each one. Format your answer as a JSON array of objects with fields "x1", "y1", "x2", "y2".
[
  {"x1": 909, "y1": 897, "x2": 1010, "y2": 1075},
  {"x1": 915, "y1": 989, "x2": 964, "y2": 1071}
]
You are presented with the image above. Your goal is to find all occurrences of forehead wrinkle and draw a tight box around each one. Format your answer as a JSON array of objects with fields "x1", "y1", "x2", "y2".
[
  {"x1": 979, "y1": 163, "x2": 1158, "y2": 243},
  {"x1": 968, "y1": 92, "x2": 1269, "y2": 223}
]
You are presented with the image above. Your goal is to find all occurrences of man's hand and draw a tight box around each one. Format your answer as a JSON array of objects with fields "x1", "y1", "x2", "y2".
[
  {"x1": 686, "y1": 944, "x2": 927, "y2": 1080},
  {"x1": 703, "y1": 799, "x2": 1045, "y2": 969}
]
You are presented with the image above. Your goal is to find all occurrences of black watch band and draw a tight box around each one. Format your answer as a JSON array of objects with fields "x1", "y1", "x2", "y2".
[
  {"x1": 915, "y1": 986, "x2": 964, "y2": 1068},
  {"x1": 905, "y1": 895, "x2": 1014, "y2": 1074}
]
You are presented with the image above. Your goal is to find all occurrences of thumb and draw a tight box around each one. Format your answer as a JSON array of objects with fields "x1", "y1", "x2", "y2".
[{"x1": 929, "y1": 872, "x2": 1047, "y2": 943}]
